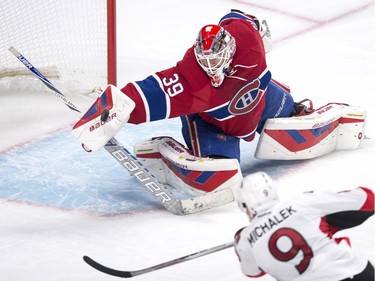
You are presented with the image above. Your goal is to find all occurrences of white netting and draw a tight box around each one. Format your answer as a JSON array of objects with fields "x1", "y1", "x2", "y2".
[{"x1": 0, "y1": 0, "x2": 112, "y2": 94}]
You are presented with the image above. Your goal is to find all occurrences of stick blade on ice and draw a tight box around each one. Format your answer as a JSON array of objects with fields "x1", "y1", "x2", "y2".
[{"x1": 83, "y1": 256, "x2": 134, "y2": 278}]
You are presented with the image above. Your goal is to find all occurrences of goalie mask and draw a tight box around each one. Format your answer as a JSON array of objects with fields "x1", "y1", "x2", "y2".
[
  {"x1": 194, "y1": 24, "x2": 236, "y2": 87},
  {"x1": 236, "y1": 172, "x2": 279, "y2": 221}
]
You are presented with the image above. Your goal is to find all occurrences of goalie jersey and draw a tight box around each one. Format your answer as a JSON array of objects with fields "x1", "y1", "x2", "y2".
[
  {"x1": 121, "y1": 11, "x2": 273, "y2": 142},
  {"x1": 234, "y1": 187, "x2": 374, "y2": 281}
]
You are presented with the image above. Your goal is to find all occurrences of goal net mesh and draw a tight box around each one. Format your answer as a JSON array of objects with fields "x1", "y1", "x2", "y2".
[{"x1": 0, "y1": 0, "x2": 114, "y2": 94}]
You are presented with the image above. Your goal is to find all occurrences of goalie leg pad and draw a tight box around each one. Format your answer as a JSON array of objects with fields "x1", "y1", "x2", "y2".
[
  {"x1": 336, "y1": 106, "x2": 366, "y2": 149},
  {"x1": 133, "y1": 138, "x2": 167, "y2": 183},
  {"x1": 134, "y1": 137, "x2": 243, "y2": 196},
  {"x1": 255, "y1": 103, "x2": 366, "y2": 160},
  {"x1": 72, "y1": 85, "x2": 135, "y2": 151}
]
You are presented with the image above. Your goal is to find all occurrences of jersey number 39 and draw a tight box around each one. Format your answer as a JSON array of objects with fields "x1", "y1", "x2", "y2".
[{"x1": 162, "y1": 74, "x2": 184, "y2": 97}]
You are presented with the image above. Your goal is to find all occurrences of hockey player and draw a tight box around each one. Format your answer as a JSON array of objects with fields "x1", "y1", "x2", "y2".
[
  {"x1": 71, "y1": 10, "x2": 301, "y2": 192},
  {"x1": 73, "y1": 9, "x2": 296, "y2": 156},
  {"x1": 234, "y1": 172, "x2": 374, "y2": 281},
  {"x1": 72, "y1": 10, "x2": 365, "y2": 195}
]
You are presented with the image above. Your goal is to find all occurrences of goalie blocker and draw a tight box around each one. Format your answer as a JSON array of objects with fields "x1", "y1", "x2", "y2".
[{"x1": 72, "y1": 85, "x2": 135, "y2": 152}]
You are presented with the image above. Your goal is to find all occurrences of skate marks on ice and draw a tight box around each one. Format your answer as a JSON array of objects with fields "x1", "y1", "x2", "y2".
[
  {"x1": 0, "y1": 127, "x2": 314, "y2": 215},
  {"x1": 0, "y1": 129, "x2": 163, "y2": 215}
]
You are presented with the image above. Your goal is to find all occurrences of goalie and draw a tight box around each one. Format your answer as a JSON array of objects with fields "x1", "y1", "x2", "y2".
[{"x1": 72, "y1": 9, "x2": 366, "y2": 196}]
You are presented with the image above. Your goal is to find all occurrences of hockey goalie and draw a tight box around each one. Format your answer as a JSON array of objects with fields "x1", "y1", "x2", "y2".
[{"x1": 71, "y1": 10, "x2": 366, "y2": 196}]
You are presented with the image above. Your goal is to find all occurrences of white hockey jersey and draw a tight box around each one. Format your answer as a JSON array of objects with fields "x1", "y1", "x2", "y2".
[{"x1": 234, "y1": 187, "x2": 374, "y2": 281}]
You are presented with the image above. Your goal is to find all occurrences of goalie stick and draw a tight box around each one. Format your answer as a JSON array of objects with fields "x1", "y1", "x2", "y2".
[
  {"x1": 9, "y1": 47, "x2": 81, "y2": 113},
  {"x1": 9, "y1": 47, "x2": 235, "y2": 215},
  {"x1": 83, "y1": 241, "x2": 234, "y2": 278}
]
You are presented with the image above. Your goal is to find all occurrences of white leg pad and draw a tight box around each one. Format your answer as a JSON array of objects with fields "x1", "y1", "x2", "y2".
[
  {"x1": 133, "y1": 138, "x2": 167, "y2": 183},
  {"x1": 134, "y1": 137, "x2": 243, "y2": 196},
  {"x1": 255, "y1": 103, "x2": 366, "y2": 160}
]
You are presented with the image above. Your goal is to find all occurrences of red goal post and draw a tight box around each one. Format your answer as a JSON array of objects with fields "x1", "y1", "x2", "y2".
[{"x1": 0, "y1": 0, "x2": 117, "y2": 94}]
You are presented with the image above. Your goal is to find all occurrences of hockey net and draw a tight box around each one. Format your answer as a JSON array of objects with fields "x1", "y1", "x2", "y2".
[{"x1": 0, "y1": 0, "x2": 116, "y2": 95}]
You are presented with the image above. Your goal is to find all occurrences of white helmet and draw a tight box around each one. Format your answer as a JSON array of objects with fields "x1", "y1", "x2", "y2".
[
  {"x1": 194, "y1": 24, "x2": 236, "y2": 87},
  {"x1": 236, "y1": 172, "x2": 279, "y2": 221}
]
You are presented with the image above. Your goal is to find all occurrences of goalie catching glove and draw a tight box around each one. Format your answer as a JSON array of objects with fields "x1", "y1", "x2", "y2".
[{"x1": 72, "y1": 85, "x2": 135, "y2": 151}]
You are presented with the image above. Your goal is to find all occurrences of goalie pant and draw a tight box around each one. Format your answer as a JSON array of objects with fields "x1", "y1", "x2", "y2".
[{"x1": 234, "y1": 186, "x2": 374, "y2": 281}]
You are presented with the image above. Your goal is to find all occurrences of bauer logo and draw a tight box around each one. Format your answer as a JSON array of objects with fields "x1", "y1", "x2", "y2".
[
  {"x1": 89, "y1": 113, "x2": 117, "y2": 132},
  {"x1": 112, "y1": 149, "x2": 172, "y2": 203}
]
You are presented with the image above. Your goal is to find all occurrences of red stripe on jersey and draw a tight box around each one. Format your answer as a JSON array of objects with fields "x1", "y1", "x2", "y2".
[
  {"x1": 123, "y1": 83, "x2": 148, "y2": 124},
  {"x1": 319, "y1": 218, "x2": 352, "y2": 247},
  {"x1": 334, "y1": 237, "x2": 351, "y2": 246},
  {"x1": 319, "y1": 217, "x2": 341, "y2": 238},
  {"x1": 246, "y1": 272, "x2": 267, "y2": 278},
  {"x1": 358, "y1": 187, "x2": 374, "y2": 212}
]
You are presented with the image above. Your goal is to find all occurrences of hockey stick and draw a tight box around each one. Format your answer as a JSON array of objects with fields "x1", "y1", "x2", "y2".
[
  {"x1": 9, "y1": 47, "x2": 81, "y2": 113},
  {"x1": 102, "y1": 137, "x2": 235, "y2": 215},
  {"x1": 9, "y1": 47, "x2": 235, "y2": 215},
  {"x1": 83, "y1": 241, "x2": 234, "y2": 278}
]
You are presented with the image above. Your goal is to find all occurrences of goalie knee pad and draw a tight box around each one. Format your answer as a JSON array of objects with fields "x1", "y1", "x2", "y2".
[{"x1": 134, "y1": 136, "x2": 243, "y2": 196}]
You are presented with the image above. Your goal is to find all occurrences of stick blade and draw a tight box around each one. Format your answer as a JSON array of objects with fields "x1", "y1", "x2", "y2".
[{"x1": 83, "y1": 256, "x2": 133, "y2": 278}]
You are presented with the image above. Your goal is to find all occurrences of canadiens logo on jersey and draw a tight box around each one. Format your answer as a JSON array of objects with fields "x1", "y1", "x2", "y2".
[{"x1": 228, "y1": 79, "x2": 265, "y2": 115}]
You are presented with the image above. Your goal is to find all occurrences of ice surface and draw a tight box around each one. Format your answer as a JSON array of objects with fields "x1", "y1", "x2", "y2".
[{"x1": 0, "y1": 0, "x2": 374, "y2": 280}]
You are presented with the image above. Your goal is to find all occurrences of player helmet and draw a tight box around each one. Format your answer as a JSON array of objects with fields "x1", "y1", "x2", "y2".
[
  {"x1": 236, "y1": 172, "x2": 279, "y2": 221},
  {"x1": 194, "y1": 24, "x2": 236, "y2": 87}
]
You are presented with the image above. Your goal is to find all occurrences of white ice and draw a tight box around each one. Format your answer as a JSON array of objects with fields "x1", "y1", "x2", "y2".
[{"x1": 0, "y1": 0, "x2": 374, "y2": 280}]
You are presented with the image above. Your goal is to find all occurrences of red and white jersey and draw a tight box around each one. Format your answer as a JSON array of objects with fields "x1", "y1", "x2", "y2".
[
  {"x1": 234, "y1": 187, "x2": 374, "y2": 281},
  {"x1": 121, "y1": 11, "x2": 269, "y2": 142}
]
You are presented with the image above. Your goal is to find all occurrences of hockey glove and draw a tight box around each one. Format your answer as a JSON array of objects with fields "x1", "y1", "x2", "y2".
[{"x1": 72, "y1": 85, "x2": 135, "y2": 152}]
